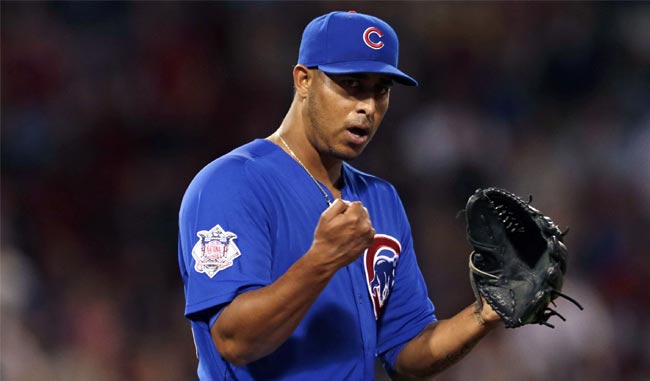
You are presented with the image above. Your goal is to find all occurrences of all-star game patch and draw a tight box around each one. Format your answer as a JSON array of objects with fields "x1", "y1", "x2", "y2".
[{"x1": 192, "y1": 224, "x2": 241, "y2": 278}]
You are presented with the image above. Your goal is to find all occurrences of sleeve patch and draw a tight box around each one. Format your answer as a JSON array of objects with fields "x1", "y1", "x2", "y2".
[{"x1": 192, "y1": 224, "x2": 241, "y2": 278}]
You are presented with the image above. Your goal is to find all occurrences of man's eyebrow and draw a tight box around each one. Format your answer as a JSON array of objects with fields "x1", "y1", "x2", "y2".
[
  {"x1": 380, "y1": 78, "x2": 394, "y2": 87},
  {"x1": 340, "y1": 73, "x2": 394, "y2": 85},
  {"x1": 335, "y1": 73, "x2": 367, "y2": 79}
]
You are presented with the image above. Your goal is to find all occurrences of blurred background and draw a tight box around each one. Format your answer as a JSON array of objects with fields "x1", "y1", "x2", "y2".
[{"x1": 1, "y1": 1, "x2": 649, "y2": 380}]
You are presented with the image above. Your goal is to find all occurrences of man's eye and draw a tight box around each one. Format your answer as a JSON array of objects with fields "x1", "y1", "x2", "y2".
[
  {"x1": 378, "y1": 86, "x2": 391, "y2": 95},
  {"x1": 341, "y1": 79, "x2": 360, "y2": 88}
]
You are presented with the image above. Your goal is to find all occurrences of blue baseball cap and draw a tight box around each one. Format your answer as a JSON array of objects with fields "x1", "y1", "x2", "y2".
[{"x1": 298, "y1": 11, "x2": 418, "y2": 86}]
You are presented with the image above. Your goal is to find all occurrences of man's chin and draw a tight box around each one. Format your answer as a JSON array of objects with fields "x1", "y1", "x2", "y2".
[{"x1": 328, "y1": 144, "x2": 367, "y2": 161}]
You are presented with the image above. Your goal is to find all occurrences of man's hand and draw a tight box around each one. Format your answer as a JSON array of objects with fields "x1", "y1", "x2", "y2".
[
  {"x1": 476, "y1": 297, "x2": 501, "y2": 328},
  {"x1": 308, "y1": 199, "x2": 376, "y2": 271}
]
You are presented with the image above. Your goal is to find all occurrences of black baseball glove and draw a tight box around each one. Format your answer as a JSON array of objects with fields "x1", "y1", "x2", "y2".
[{"x1": 464, "y1": 187, "x2": 583, "y2": 328}]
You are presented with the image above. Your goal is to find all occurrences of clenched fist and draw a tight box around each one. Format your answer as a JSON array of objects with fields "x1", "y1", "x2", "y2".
[{"x1": 308, "y1": 199, "x2": 376, "y2": 272}]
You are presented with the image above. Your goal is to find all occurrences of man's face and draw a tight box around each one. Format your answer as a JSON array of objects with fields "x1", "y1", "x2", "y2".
[{"x1": 304, "y1": 69, "x2": 392, "y2": 161}]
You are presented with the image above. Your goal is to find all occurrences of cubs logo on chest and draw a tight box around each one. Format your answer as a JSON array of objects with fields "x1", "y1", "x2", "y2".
[{"x1": 363, "y1": 234, "x2": 401, "y2": 319}]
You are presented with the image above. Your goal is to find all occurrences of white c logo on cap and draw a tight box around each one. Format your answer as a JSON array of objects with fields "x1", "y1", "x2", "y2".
[{"x1": 363, "y1": 27, "x2": 384, "y2": 50}]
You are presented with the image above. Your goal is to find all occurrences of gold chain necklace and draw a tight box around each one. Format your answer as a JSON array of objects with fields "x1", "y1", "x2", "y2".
[{"x1": 278, "y1": 135, "x2": 333, "y2": 206}]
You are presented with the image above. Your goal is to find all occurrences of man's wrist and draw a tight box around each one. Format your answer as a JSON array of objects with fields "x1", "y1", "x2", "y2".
[
  {"x1": 474, "y1": 300, "x2": 501, "y2": 328},
  {"x1": 473, "y1": 307, "x2": 486, "y2": 326}
]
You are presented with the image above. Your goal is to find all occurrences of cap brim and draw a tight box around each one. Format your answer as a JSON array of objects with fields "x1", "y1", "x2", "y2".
[{"x1": 317, "y1": 61, "x2": 418, "y2": 87}]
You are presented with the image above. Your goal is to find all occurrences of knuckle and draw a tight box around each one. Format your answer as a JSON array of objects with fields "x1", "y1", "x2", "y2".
[{"x1": 362, "y1": 224, "x2": 375, "y2": 238}]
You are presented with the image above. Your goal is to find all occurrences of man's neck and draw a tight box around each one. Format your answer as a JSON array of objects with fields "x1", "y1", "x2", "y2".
[{"x1": 269, "y1": 130, "x2": 343, "y2": 199}]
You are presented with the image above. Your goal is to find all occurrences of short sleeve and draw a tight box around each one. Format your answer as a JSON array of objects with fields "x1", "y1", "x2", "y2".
[
  {"x1": 178, "y1": 156, "x2": 272, "y2": 319},
  {"x1": 377, "y1": 190, "x2": 437, "y2": 371}
]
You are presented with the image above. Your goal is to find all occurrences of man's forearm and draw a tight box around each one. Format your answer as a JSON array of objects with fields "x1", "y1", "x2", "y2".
[
  {"x1": 211, "y1": 252, "x2": 336, "y2": 366},
  {"x1": 212, "y1": 199, "x2": 376, "y2": 366},
  {"x1": 394, "y1": 304, "x2": 500, "y2": 379}
]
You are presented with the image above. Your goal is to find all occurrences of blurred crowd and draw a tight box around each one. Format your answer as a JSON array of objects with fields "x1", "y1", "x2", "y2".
[{"x1": 1, "y1": 2, "x2": 649, "y2": 380}]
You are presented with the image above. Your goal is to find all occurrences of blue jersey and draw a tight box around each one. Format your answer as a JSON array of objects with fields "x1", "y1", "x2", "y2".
[{"x1": 178, "y1": 139, "x2": 436, "y2": 380}]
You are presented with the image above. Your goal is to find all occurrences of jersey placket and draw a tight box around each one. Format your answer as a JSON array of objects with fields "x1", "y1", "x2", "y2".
[{"x1": 340, "y1": 184, "x2": 378, "y2": 381}]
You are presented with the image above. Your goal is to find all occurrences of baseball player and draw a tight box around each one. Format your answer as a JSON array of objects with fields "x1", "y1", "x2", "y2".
[{"x1": 178, "y1": 11, "x2": 500, "y2": 380}]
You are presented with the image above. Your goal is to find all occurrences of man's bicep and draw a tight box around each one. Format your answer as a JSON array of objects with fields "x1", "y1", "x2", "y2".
[
  {"x1": 179, "y1": 165, "x2": 272, "y2": 318},
  {"x1": 376, "y1": 239, "x2": 436, "y2": 374}
]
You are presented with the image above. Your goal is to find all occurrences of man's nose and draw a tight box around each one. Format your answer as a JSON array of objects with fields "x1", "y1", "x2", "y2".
[{"x1": 355, "y1": 95, "x2": 376, "y2": 117}]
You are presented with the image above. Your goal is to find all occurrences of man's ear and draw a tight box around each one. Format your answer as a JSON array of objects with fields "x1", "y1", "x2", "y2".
[{"x1": 293, "y1": 64, "x2": 313, "y2": 99}]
